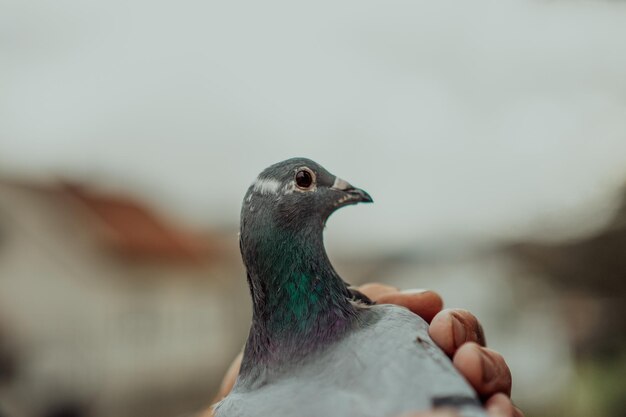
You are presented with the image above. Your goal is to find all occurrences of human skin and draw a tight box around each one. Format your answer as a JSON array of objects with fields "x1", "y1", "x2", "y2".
[{"x1": 205, "y1": 283, "x2": 523, "y2": 417}]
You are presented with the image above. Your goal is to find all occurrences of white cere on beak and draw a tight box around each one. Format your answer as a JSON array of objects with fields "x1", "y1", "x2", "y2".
[
  {"x1": 253, "y1": 178, "x2": 281, "y2": 195},
  {"x1": 331, "y1": 177, "x2": 352, "y2": 191}
]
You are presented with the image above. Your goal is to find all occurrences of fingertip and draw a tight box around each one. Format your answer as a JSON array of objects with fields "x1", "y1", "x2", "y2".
[
  {"x1": 430, "y1": 309, "x2": 486, "y2": 356},
  {"x1": 429, "y1": 310, "x2": 456, "y2": 356},
  {"x1": 377, "y1": 290, "x2": 443, "y2": 323},
  {"x1": 358, "y1": 283, "x2": 399, "y2": 299},
  {"x1": 452, "y1": 342, "x2": 484, "y2": 389},
  {"x1": 453, "y1": 344, "x2": 512, "y2": 398}
]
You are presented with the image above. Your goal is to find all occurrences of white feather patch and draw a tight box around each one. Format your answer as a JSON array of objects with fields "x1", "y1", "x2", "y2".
[
  {"x1": 282, "y1": 180, "x2": 296, "y2": 194},
  {"x1": 253, "y1": 178, "x2": 281, "y2": 195}
]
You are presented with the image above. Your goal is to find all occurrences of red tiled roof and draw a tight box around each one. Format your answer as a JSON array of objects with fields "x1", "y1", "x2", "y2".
[{"x1": 62, "y1": 183, "x2": 210, "y2": 261}]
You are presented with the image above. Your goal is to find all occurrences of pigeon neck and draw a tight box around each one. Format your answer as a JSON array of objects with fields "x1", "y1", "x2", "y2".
[{"x1": 240, "y1": 221, "x2": 357, "y2": 369}]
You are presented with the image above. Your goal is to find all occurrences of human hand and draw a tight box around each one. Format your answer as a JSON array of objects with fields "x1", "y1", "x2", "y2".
[
  {"x1": 207, "y1": 283, "x2": 523, "y2": 417},
  {"x1": 360, "y1": 283, "x2": 523, "y2": 417}
]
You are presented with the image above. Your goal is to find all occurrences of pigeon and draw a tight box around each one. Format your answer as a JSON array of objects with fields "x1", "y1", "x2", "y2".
[{"x1": 214, "y1": 158, "x2": 486, "y2": 417}]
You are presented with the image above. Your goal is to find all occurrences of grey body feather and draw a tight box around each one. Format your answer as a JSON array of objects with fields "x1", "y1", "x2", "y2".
[{"x1": 215, "y1": 304, "x2": 486, "y2": 417}]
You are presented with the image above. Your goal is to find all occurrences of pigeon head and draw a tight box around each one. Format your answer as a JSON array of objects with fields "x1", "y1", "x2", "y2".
[
  {"x1": 241, "y1": 157, "x2": 372, "y2": 231},
  {"x1": 239, "y1": 158, "x2": 372, "y2": 360}
]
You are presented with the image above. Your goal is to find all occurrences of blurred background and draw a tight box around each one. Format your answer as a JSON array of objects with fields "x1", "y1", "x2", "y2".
[{"x1": 1, "y1": 0, "x2": 626, "y2": 416}]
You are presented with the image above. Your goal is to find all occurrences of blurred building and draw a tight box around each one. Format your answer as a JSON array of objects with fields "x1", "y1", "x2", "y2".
[
  {"x1": 508, "y1": 186, "x2": 626, "y2": 417},
  {"x1": 0, "y1": 178, "x2": 249, "y2": 417}
]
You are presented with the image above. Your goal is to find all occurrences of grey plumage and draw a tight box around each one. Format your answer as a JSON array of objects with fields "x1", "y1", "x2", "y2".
[{"x1": 215, "y1": 158, "x2": 486, "y2": 417}]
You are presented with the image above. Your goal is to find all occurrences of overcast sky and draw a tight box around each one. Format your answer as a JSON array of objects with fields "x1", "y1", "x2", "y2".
[{"x1": 2, "y1": 0, "x2": 626, "y2": 251}]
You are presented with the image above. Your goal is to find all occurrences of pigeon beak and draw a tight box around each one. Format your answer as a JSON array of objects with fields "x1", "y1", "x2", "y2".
[{"x1": 331, "y1": 177, "x2": 373, "y2": 204}]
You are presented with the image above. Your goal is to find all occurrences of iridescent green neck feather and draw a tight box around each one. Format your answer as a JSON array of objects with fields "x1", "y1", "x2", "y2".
[{"x1": 240, "y1": 215, "x2": 358, "y2": 374}]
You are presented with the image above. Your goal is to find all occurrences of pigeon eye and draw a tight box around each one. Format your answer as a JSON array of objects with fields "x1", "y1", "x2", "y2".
[{"x1": 295, "y1": 169, "x2": 314, "y2": 190}]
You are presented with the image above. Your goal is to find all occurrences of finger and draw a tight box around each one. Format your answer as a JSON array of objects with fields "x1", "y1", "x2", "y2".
[
  {"x1": 376, "y1": 289, "x2": 443, "y2": 323},
  {"x1": 212, "y1": 352, "x2": 243, "y2": 403},
  {"x1": 485, "y1": 393, "x2": 515, "y2": 417},
  {"x1": 429, "y1": 309, "x2": 487, "y2": 356},
  {"x1": 358, "y1": 283, "x2": 398, "y2": 299},
  {"x1": 453, "y1": 343, "x2": 512, "y2": 398},
  {"x1": 513, "y1": 406, "x2": 525, "y2": 417}
]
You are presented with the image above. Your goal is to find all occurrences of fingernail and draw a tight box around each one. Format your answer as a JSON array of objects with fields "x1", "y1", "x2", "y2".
[
  {"x1": 481, "y1": 350, "x2": 496, "y2": 384},
  {"x1": 400, "y1": 288, "x2": 428, "y2": 294},
  {"x1": 451, "y1": 313, "x2": 467, "y2": 347}
]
